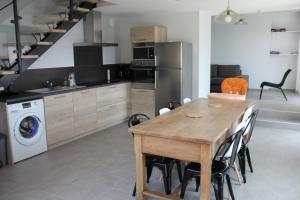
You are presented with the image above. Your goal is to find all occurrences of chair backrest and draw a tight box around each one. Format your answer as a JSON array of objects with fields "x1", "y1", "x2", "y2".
[
  {"x1": 128, "y1": 113, "x2": 150, "y2": 128},
  {"x1": 213, "y1": 129, "x2": 243, "y2": 171},
  {"x1": 279, "y1": 69, "x2": 292, "y2": 86},
  {"x1": 159, "y1": 108, "x2": 171, "y2": 115},
  {"x1": 221, "y1": 77, "x2": 248, "y2": 95},
  {"x1": 168, "y1": 102, "x2": 181, "y2": 110},
  {"x1": 183, "y1": 98, "x2": 192, "y2": 104},
  {"x1": 243, "y1": 110, "x2": 258, "y2": 146}
]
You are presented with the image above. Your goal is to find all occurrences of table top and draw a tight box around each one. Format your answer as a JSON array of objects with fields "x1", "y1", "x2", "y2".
[{"x1": 129, "y1": 98, "x2": 253, "y2": 144}]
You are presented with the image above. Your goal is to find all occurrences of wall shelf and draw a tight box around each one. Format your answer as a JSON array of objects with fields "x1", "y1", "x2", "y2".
[
  {"x1": 271, "y1": 30, "x2": 300, "y2": 33},
  {"x1": 270, "y1": 53, "x2": 299, "y2": 56}
]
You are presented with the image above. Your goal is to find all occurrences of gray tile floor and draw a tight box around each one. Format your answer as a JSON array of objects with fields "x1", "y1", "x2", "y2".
[{"x1": 0, "y1": 123, "x2": 300, "y2": 200}]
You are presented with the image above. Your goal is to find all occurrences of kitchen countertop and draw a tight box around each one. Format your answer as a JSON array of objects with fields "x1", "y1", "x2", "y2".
[{"x1": 0, "y1": 80, "x2": 130, "y2": 104}]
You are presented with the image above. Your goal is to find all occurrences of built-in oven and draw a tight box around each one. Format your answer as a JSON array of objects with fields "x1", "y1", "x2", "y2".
[
  {"x1": 130, "y1": 66, "x2": 155, "y2": 89},
  {"x1": 133, "y1": 46, "x2": 155, "y2": 60}
]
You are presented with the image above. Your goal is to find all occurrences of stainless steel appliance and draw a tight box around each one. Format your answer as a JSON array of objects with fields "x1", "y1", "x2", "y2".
[
  {"x1": 133, "y1": 46, "x2": 155, "y2": 61},
  {"x1": 155, "y1": 42, "x2": 192, "y2": 115}
]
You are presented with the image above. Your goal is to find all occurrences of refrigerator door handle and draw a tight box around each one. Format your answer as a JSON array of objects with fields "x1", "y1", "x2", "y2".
[{"x1": 155, "y1": 71, "x2": 158, "y2": 89}]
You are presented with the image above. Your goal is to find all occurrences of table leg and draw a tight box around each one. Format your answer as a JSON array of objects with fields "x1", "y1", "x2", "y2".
[
  {"x1": 134, "y1": 134, "x2": 145, "y2": 200},
  {"x1": 199, "y1": 144, "x2": 212, "y2": 200}
]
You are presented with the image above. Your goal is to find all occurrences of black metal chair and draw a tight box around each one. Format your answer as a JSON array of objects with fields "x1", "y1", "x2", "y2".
[
  {"x1": 128, "y1": 114, "x2": 183, "y2": 196},
  {"x1": 238, "y1": 110, "x2": 258, "y2": 183},
  {"x1": 259, "y1": 69, "x2": 291, "y2": 101},
  {"x1": 179, "y1": 128, "x2": 244, "y2": 200},
  {"x1": 167, "y1": 101, "x2": 182, "y2": 110}
]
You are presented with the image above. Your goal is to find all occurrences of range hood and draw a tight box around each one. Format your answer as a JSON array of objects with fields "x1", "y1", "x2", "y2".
[{"x1": 79, "y1": 10, "x2": 117, "y2": 47}]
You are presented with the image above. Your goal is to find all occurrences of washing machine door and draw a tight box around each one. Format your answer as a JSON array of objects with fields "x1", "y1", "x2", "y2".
[{"x1": 14, "y1": 113, "x2": 43, "y2": 146}]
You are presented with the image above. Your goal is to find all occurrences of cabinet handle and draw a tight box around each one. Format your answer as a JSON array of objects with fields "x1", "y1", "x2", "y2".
[
  {"x1": 53, "y1": 95, "x2": 66, "y2": 99},
  {"x1": 109, "y1": 86, "x2": 117, "y2": 89},
  {"x1": 81, "y1": 90, "x2": 90, "y2": 94}
]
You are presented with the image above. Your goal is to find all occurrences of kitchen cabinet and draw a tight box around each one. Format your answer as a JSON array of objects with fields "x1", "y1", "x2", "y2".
[
  {"x1": 44, "y1": 93, "x2": 75, "y2": 147},
  {"x1": 44, "y1": 83, "x2": 131, "y2": 148},
  {"x1": 97, "y1": 83, "x2": 130, "y2": 128},
  {"x1": 130, "y1": 26, "x2": 168, "y2": 43},
  {"x1": 131, "y1": 88, "x2": 155, "y2": 118},
  {"x1": 73, "y1": 88, "x2": 97, "y2": 135}
]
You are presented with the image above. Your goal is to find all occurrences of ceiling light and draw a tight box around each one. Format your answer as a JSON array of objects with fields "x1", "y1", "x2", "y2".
[{"x1": 215, "y1": 0, "x2": 240, "y2": 24}]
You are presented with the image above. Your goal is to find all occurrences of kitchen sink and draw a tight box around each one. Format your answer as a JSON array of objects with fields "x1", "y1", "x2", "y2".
[{"x1": 27, "y1": 85, "x2": 86, "y2": 94}]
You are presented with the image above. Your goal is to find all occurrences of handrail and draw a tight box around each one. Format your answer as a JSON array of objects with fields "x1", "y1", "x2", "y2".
[{"x1": 0, "y1": 1, "x2": 13, "y2": 12}]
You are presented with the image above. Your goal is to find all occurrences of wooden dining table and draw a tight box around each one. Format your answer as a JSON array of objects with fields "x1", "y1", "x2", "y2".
[{"x1": 129, "y1": 98, "x2": 253, "y2": 200}]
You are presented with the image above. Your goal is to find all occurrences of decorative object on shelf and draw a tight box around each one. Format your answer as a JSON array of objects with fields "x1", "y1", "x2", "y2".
[
  {"x1": 271, "y1": 28, "x2": 287, "y2": 32},
  {"x1": 215, "y1": 0, "x2": 241, "y2": 24},
  {"x1": 270, "y1": 51, "x2": 280, "y2": 55},
  {"x1": 235, "y1": 18, "x2": 248, "y2": 25}
]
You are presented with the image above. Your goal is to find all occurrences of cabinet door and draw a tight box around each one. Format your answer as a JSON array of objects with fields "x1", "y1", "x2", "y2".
[
  {"x1": 131, "y1": 27, "x2": 155, "y2": 43},
  {"x1": 73, "y1": 89, "x2": 97, "y2": 135},
  {"x1": 44, "y1": 93, "x2": 74, "y2": 147},
  {"x1": 97, "y1": 102, "x2": 129, "y2": 128},
  {"x1": 96, "y1": 83, "x2": 130, "y2": 129},
  {"x1": 131, "y1": 89, "x2": 155, "y2": 118},
  {"x1": 97, "y1": 83, "x2": 130, "y2": 108}
]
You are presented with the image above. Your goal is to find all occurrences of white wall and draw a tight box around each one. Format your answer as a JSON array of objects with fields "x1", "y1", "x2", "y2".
[
  {"x1": 29, "y1": 21, "x2": 84, "y2": 69},
  {"x1": 211, "y1": 11, "x2": 300, "y2": 89},
  {"x1": 198, "y1": 11, "x2": 211, "y2": 97},
  {"x1": 116, "y1": 12, "x2": 199, "y2": 97}
]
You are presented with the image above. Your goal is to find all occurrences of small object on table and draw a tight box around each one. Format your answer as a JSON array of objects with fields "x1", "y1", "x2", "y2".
[{"x1": 185, "y1": 113, "x2": 202, "y2": 118}]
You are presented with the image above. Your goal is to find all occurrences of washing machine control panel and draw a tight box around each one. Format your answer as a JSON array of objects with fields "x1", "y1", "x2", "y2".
[{"x1": 22, "y1": 102, "x2": 31, "y2": 109}]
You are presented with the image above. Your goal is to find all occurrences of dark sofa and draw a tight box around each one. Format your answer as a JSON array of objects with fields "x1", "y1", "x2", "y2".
[{"x1": 211, "y1": 64, "x2": 249, "y2": 93}]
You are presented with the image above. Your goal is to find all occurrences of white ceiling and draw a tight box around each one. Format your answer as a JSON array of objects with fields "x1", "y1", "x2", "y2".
[{"x1": 96, "y1": 0, "x2": 300, "y2": 16}]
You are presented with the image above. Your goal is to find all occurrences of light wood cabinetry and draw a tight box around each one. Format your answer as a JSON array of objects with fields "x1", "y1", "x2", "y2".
[
  {"x1": 44, "y1": 93, "x2": 74, "y2": 147},
  {"x1": 44, "y1": 83, "x2": 131, "y2": 148},
  {"x1": 130, "y1": 26, "x2": 167, "y2": 43},
  {"x1": 73, "y1": 88, "x2": 97, "y2": 135},
  {"x1": 131, "y1": 89, "x2": 155, "y2": 118},
  {"x1": 97, "y1": 83, "x2": 130, "y2": 129}
]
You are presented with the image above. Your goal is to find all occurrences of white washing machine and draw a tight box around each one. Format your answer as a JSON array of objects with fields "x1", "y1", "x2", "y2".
[{"x1": 6, "y1": 99, "x2": 47, "y2": 164}]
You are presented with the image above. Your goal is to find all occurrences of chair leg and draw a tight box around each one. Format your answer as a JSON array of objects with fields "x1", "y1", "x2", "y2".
[
  {"x1": 246, "y1": 147, "x2": 254, "y2": 173},
  {"x1": 195, "y1": 177, "x2": 200, "y2": 192},
  {"x1": 259, "y1": 87, "x2": 264, "y2": 100},
  {"x1": 216, "y1": 175, "x2": 224, "y2": 200},
  {"x1": 212, "y1": 182, "x2": 219, "y2": 200},
  {"x1": 176, "y1": 160, "x2": 183, "y2": 183},
  {"x1": 279, "y1": 88, "x2": 288, "y2": 101},
  {"x1": 234, "y1": 161, "x2": 242, "y2": 185},
  {"x1": 160, "y1": 166, "x2": 171, "y2": 195},
  {"x1": 167, "y1": 163, "x2": 174, "y2": 194},
  {"x1": 132, "y1": 183, "x2": 136, "y2": 197},
  {"x1": 238, "y1": 150, "x2": 246, "y2": 183},
  {"x1": 226, "y1": 174, "x2": 235, "y2": 200},
  {"x1": 146, "y1": 164, "x2": 154, "y2": 183},
  {"x1": 180, "y1": 171, "x2": 193, "y2": 199}
]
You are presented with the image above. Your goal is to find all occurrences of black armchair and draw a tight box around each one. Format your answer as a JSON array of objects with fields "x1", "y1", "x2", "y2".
[{"x1": 259, "y1": 69, "x2": 291, "y2": 101}]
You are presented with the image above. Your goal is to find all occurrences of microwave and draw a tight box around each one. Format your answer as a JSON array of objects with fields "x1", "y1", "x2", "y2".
[{"x1": 133, "y1": 46, "x2": 155, "y2": 60}]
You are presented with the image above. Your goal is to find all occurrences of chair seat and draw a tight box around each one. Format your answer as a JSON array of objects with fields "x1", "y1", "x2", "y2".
[
  {"x1": 261, "y1": 81, "x2": 280, "y2": 88},
  {"x1": 147, "y1": 155, "x2": 176, "y2": 165},
  {"x1": 185, "y1": 161, "x2": 227, "y2": 176}
]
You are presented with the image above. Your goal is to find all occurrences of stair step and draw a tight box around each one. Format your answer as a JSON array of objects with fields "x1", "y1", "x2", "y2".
[
  {"x1": 32, "y1": 18, "x2": 79, "y2": 25},
  {"x1": 50, "y1": 7, "x2": 90, "y2": 14},
  {"x1": 0, "y1": 55, "x2": 39, "y2": 60},
  {"x1": 0, "y1": 70, "x2": 16, "y2": 75},
  {"x1": 20, "y1": 29, "x2": 67, "y2": 35},
  {"x1": 56, "y1": 0, "x2": 100, "y2": 4},
  {"x1": 4, "y1": 41, "x2": 53, "y2": 47}
]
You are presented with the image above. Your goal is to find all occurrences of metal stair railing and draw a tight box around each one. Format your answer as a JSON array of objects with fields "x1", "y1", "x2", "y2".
[{"x1": 0, "y1": 0, "x2": 22, "y2": 73}]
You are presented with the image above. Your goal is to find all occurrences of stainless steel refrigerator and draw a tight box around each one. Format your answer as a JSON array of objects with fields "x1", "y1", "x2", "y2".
[{"x1": 155, "y1": 42, "x2": 192, "y2": 115}]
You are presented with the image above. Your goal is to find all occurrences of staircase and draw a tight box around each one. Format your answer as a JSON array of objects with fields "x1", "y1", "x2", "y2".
[{"x1": 0, "y1": 0, "x2": 103, "y2": 91}]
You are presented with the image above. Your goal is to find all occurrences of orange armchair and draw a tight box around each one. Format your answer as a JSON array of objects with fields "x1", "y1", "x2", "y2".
[{"x1": 221, "y1": 78, "x2": 248, "y2": 95}]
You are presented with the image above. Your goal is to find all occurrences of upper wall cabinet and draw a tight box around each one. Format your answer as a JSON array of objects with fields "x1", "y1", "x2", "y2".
[{"x1": 130, "y1": 26, "x2": 168, "y2": 43}]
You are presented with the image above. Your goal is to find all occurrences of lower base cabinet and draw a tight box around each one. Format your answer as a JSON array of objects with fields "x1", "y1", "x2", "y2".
[
  {"x1": 44, "y1": 93, "x2": 75, "y2": 147},
  {"x1": 131, "y1": 89, "x2": 155, "y2": 118},
  {"x1": 44, "y1": 83, "x2": 131, "y2": 149}
]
